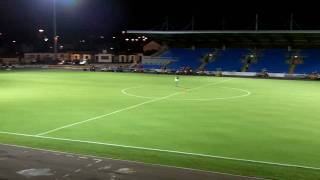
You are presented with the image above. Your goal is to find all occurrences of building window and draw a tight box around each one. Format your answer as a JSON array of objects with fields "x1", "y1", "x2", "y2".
[{"x1": 101, "y1": 56, "x2": 109, "y2": 60}]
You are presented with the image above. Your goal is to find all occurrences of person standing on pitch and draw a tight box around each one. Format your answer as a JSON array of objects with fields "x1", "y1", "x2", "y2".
[{"x1": 174, "y1": 76, "x2": 180, "y2": 87}]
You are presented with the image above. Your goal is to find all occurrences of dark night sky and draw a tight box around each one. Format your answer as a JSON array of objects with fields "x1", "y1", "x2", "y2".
[{"x1": 0, "y1": 0, "x2": 319, "y2": 44}]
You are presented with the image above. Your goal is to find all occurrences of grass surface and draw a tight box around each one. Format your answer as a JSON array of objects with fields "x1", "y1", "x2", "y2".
[{"x1": 1, "y1": 70, "x2": 320, "y2": 179}]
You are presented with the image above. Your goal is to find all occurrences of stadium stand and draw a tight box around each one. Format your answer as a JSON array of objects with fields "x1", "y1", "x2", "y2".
[
  {"x1": 206, "y1": 48, "x2": 247, "y2": 72},
  {"x1": 249, "y1": 49, "x2": 289, "y2": 73},
  {"x1": 141, "y1": 57, "x2": 175, "y2": 69},
  {"x1": 295, "y1": 49, "x2": 320, "y2": 74},
  {"x1": 159, "y1": 48, "x2": 213, "y2": 70},
  {"x1": 147, "y1": 47, "x2": 320, "y2": 74},
  {"x1": 126, "y1": 30, "x2": 320, "y2": 77}
]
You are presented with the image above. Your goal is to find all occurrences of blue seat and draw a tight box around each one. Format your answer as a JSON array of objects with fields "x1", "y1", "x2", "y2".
[
  {"x1": 206, "y1": 48, "x2": 246, "y2": 71},
  {"x1": 160, "y1": 48, "x2": 212, "y2": 70},
  {"x1": 250, "y1": 49, "x2": 288, "y2": 73}
]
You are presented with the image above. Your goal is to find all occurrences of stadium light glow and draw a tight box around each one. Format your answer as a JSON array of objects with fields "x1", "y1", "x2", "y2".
[
  {"x1": 12, "y1": 40, "x2": 16, "y2": 43},
  {"x1": 38, "y1": 29, "x2": 44, "y2": 33},
  {"x1": 125, "y1": 38, "x2": 129, "y2": 41},
  {"x1": 52, "y1": 0, "x2": 77, "y2": 60},
  {"x1": 44, "y1": 37, "x2": 49, "y2": 42}
]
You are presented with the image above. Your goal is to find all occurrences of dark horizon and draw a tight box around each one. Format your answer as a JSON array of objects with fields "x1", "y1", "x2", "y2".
[{"x1": 0, "y1": 0, "x2": 320, "y2": 45}]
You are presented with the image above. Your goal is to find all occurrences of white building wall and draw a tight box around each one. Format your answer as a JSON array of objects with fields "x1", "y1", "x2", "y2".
[
  {"x1": 96, "y1": 54, "x2": 113, "y2": 63},
  {"x1": 119, "y1": 55, "x2": 127, "y2": 63}
]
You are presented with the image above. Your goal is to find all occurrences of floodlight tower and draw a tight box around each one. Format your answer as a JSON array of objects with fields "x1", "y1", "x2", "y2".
[{"x1": 53, "y1": 0, "x2": 58, "y2": 61}]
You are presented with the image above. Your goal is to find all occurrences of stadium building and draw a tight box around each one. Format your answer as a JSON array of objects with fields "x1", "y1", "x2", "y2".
[{"x1": 127, "y1": 30, "x2": 320, "y2": 79}]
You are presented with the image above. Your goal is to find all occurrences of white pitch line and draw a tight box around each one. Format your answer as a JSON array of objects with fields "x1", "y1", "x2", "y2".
[
  {"x1": 1, "y1": 130, "x2": 320, "y2": 171},
  {"x1": 122, "y1": 86, "x2": 251, "y2": 101},
  {"x1": 36, "y1": 92, "x2": 179, "y2": 136},
  {"x1": 178, "y1": 87, "x2": 251, "y2": 101},
  {"x1": 36, "y1": 79, "x2": 232, "y2": 136},
  {"x1": 121, "y1": 79, "x2": 234, "y2": 100},
  {"x1": 121, "y1": 86, "x2": 155, "y2": 99}
]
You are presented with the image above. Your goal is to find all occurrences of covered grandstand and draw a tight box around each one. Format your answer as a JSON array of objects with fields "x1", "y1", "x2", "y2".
[{"x1": 127, "y1": 30, "x2": 320, "y2": 77}]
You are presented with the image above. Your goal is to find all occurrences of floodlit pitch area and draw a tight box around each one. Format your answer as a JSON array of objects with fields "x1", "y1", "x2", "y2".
[{"x1": 1, "y1": 70, "x2": 320, "y2": 179}]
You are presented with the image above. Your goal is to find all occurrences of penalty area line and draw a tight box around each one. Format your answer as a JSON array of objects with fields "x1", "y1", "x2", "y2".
[{"x1": 0, "y1": 130, "x2": 320, "y2": 171}]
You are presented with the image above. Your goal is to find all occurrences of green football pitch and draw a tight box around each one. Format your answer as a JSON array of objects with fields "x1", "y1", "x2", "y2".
[{"x1": 1, "y1": 70, "x2": 320, "y2": 179}]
